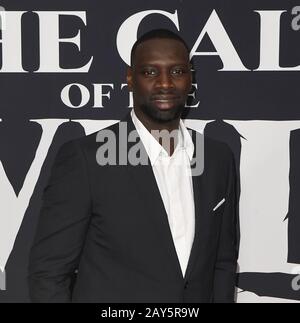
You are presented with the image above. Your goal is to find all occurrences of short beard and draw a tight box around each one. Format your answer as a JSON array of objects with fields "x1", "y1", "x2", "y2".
[{"x1": 140, "y1": 102, "x2": 185, "y2": 123}]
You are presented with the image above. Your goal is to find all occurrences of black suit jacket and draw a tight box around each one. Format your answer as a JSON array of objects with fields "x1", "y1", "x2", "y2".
[{"x1": 28, "y1": 113, "x2": 239, "y2": 303}]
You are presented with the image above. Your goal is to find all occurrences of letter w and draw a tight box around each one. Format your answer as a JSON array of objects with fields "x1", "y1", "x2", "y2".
[{"x1": 0, "y1": 119, "x2": 68, "y2": 271}]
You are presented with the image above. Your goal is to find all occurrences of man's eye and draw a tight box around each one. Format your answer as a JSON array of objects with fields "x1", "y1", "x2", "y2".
[
  {"x1": 171, "y1": 69, "x2": 185, "y2": 75},
  {"x1": 142, "y1": 70, "x2": 157, "y2": 76}
]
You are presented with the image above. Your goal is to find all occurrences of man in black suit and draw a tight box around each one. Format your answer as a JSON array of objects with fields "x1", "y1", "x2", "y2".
[{"x1": 28, "y1": 29, "x2": 239, "y2": 303}]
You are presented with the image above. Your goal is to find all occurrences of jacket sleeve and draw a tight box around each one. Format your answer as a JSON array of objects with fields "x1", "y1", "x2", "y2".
[
  {"x1": 213, "y1": 147, "x2": 239, "y2": 303},
  {"x1": 28, "y1": 139, "x2": 92, "y2": 303}
]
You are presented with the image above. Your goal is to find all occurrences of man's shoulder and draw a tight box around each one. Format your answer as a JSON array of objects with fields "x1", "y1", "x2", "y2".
[
  {"x1": 58, "y1": 118, "x2": 132, "y2": 157},
  {"x1": 79, "y1": 121, "x2": 121, "y2": 144}
]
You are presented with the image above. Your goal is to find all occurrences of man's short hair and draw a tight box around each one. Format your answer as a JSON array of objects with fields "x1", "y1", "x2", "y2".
[{"x1": 130, "y1": 29, "x2": 190, "y2": 67}]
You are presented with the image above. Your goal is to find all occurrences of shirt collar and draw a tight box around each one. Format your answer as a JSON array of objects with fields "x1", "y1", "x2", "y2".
[
  {"x1": 179, "y1": 119, "x2": 195, "y2": 161},
  {"x1": 131, "y1": 110, "x2": 194, "y2": 165}
]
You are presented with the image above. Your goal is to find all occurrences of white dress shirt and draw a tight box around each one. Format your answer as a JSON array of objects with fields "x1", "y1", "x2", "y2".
[{"x1": 131, "y1": 110, "x2": 195, "y2": 277}]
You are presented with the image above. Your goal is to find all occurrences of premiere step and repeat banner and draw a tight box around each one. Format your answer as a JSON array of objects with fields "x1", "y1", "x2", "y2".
[{"x1": 0, "y1": 0, "x2": 300, "y2": 303}]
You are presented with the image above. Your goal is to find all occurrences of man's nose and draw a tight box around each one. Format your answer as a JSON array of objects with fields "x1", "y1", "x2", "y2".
[{"x1": 155, "y1": 72, "x2": 175, "y2": 89}]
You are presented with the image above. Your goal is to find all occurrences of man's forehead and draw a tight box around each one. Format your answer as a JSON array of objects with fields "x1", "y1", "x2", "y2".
[{"x1": 134, "y1": 38, "x2": 189, "y2": 64}]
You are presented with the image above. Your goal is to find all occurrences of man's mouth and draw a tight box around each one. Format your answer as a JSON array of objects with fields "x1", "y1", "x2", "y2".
[
  {"x1": 152, "y1": 96, "x2": 179, "y2": 102},
  {"x1": 151, "y1": 96, "x2": 180, "y2": 110},
  {"x1": 154, "y1": 99, "x2": 175, "y2": 103}
]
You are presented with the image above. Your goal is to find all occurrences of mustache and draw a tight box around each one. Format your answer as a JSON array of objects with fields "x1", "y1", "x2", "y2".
[
  {"x1": 150, "y1": 91, "x2": 181, "y2": 100},
  {"x1": 151, "y1": 90, "x2": 178, "y2": 96}
]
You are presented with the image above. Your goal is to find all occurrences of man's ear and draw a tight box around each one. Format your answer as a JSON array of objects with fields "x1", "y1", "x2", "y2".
[{"x1": 127, "y1": 67, "x2": 133, "y2": 91}]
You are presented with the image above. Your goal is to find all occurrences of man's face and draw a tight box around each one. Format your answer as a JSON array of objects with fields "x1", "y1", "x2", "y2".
[{"x1": 127, "y1": 38, "x2": 192, "y2": 123}]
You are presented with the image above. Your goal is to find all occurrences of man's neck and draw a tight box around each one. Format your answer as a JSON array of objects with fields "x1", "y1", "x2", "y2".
[
  {"x1": 133, "y1": 108, "x2": 180, "y2": 133},
  {"x1": 133, "y1": 108, "x2": 181, "y2": 156}
]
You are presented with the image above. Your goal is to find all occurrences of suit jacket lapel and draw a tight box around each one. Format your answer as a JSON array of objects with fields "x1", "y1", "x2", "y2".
[
  {"x1": 184, "y1": 173, "x2": 203, "y2": 280},
  {"x1": 123, "y1": 113, "x2": 184, "y2": 280},
  {"x1": 184, "y1": 130, "x2": 205, "y2": 280}
]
